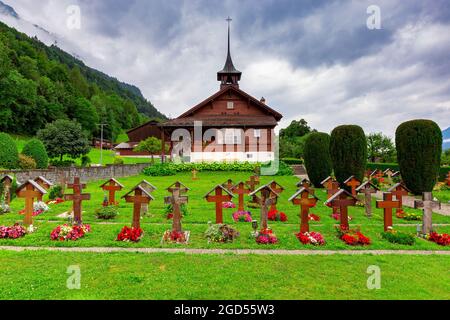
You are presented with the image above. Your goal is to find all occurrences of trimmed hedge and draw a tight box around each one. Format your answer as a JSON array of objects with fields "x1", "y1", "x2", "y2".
[
  {"x1": 281, "y1": 158, "x2": 303, "y2": 165},
  {"x1": 396, "y1": 120, "x2": 442, "y2": 194},
  {"x1": 304, "y1": 132, "x2": 332, "y2": 187},
  {"x1": 330, "y1": 125, "x2": 367, "y2": 184},
  {"x1": 0, "y1": 133, "x2": 19, "y2": 169},
  {"x1": 18, "y1": 154, "x2": 37, "y2": 169},
  {"x1": 22, "y1": 138, "x2": 48, "y2": 169}
]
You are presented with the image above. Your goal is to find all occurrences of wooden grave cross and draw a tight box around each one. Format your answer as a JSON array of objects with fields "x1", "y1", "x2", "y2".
[
  {"x1": 138, "y1": 180, "x2": 157, "y2": 216},
  {"x1": 64, "y1": 177, "x2": 91, "y2": 224},
  {"x1": 222, "y1": 179, "x2": 234, "y2": 191},
  {"x1": 356, "y1": 181, "x2": 380, "y2": 218},
  {"x1": 34, "y1": 176, "x2": 53, "y2": 201},
  {"x1": 388, "y1": 183, "x2": 410, "y2": 215},
  {"x1": 296, "y1": 178, "x2": 313, "y2": 191},
  {"x1": 231, "y1": 181, "x2": 251, "y2": 212},
  {"x1": 0, "y1": 175, "x2": 14, "y2": 205},
  {"x1": 123, "y1": 186, "x2": 154, "y2": 229},
  {"x1": 376, "y1": 192, "x2": 401, "y2": 231},
  {"x1": 249, "y1": 185, "x2": 279, "y2": 230},
  {"x1": 100, "y1": 178, "x2": 124, "y2": 206},
  {"x1": 16, "y1": 180, "x2": 46, "y2": 226},
  {"x1": 383, "y1": 168, "x2": 395, "y2": 185},
  {"x1": 344, "y1": 175, "x2": 361, "y2": 197},
  {"x1": 268, "y1": 181, "x2": 284, "y2": 211},
  {"x1": 324, "y1": 180, "x2": 341, "y2": 216},
  {"x1": 325, "y1": 189, "x2": 358, "y2": 229},
  {"x1": 167, "y1": 181, "x2": 190, "y2": 194},
  {"x1": 289, "y1": 188, "x2": 319, "y2": 233},
  {"x1": 414, "y1": 192, "x2": 441, "y2": 234},
  {"x1": 192, "y1": 169, "x2": 199, "y2": 180},
  {"x1": 246, "y1": 175, "x2": 260, "y2": 192},
  {"x1": 165, "y1": 187, "x2": 188, "y2": 233},
  {"x1": 204, "y1": 185, "x2": 233, "y2": 224}
]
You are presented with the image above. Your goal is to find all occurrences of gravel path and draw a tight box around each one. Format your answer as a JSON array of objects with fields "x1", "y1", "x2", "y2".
[{"x1": 0, "y1": 246, "x2": 449, "y2": 255}]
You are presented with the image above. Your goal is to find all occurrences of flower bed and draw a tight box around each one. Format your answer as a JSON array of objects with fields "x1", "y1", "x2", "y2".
[
  {"x1": 51, "y1": 224, "x2": 91, "y2": 241},
  {"x1": 0, "y1": 224, "x2": 26, "y2": 239},
  {"x1": 162, "y1": 230, "x2": 188, "y2": 244},
  {"x1": 222, "y1": 202, "x2": 236, "y2": 209},
  {"x1": 381, "y1": 229, "x2": 416, "y2": 245},
  {"x1": 232, "y1": 211, "x2": 252, "y2": 222},
  {"x1": 427, "y1": 232, "x2": 450, "y2": 246},
  {"x1": 308, "y1": 214, "x2": 320, "y2": 222},
  {"x1": 296, "y1": 232, "x2": 325, "y2": 246},
  {"x1": 117, "y1": 226, "x2": 144, "y2": 242},
  {"x1": 336, "y1": 226, "x2": 371, "y2": 246},
  {"x1": 268, "y1": 209, "x2": 288, "y2": 222},
  {"x1": 19, "y1": 201, "x2": 50, "y2": 217},
  {"x1": 256, "y1": 228, "x2": 278, "y2": 245},
  {"x1": 401, "y1": 212, "x2": 422, "y2": 221},
  {"x1": 205, "y1": 224, "x2": 240, "y2": 243}
]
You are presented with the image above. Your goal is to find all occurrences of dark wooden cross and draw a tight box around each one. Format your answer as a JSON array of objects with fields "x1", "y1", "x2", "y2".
[
  {"x1": 289, "y1": 188, "x2": 319, "y2": 233},
  {"x1": 100, "y1": 178, "x2": 124, "y2": 206},
  {"x1": 165, "y1": 187, "x2": 188, "y2": 233},
  {"x1": 388, "y1": 183, "x2": 410, "y2": 215},
  {"x1": 268, "y1": 181, "x2": 284, "y2": 211},
  {"x1": 344, "y1": 176, "x2": 361, "y2": 197},
  {"x1": 123, "y1": 186, "x2": 154, "y2": 229},
  {"x1": 16, "y1": 180, "x2": 46, "y2": 226},
  {"x1": 446, "y1": 172, "x2": 450, "y2": 186},
  {"x1": 250, "y1": 185, "x2": 279, "y2": 230},
  {"x1": 1, "y1": 175, "x2": 13, "y2": 205},
  {"x1": 192, "y1": 169, "x2": 198, "y2": 180},
  {"x1": 231, "y1": 181, "x2": 250, "y2": 212},
  {"x1": 64, "y1": 177, "x2": 91, "y2": 224},
  {"x1": 321, "y1": 176, "x2": 334, "y2": 190},
  {"x1": 324, "y1": 180, "x2": 340, "y2": 215},
  {"x1": 376, "y1": 192, "x2": 401, "y2": 231},
  {"x1": 325, "y1": 189, "x2": 357, "y2": 229},
  {"x1": 167, "y1": 181, "x2": 189, "y2": 194},
  {"x1": 205, "y1": 185, "x2": 233, "y2": 224},
  {"x1": 383, "y1": 168, "x2": 395, "y2": 184},
  {"x1": 296, "y1": 178, "x2": 313, "y2": 192},
  {"x1": 34, "y1": 176, "x2": 53, "y2": 202},
  {"x1": 222, "y1": 179, "x2": 234, "y2": 191},
  {"x1": 246, "y1": 175, "x2": 260, "y2": 192},
  {"x1": 414, "y1": 192, "x2": 441, "y2": 234},
  {"x1": 356, "y1": 181, "x2": 379, "y2": 218}
]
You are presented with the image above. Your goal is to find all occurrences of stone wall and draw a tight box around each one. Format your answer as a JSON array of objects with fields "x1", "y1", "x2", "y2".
[{"x1": 0, "y1": 163, "x2": 149, "y2": 184}]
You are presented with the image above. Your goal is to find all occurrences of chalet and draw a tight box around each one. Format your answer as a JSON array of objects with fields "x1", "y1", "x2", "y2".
[{"x1": 115, "y1": 19, "x2": 283, "y2": 162}]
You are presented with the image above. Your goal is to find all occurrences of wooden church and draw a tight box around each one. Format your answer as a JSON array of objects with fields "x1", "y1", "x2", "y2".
[{"x1": 115, "y1": 19, "x2": 283, "y2": 163}]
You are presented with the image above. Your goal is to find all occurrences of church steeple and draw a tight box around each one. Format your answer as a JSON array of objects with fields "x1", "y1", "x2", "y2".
[{"x1": 217, "y1": 17, "x2": 242, "y2": 89}]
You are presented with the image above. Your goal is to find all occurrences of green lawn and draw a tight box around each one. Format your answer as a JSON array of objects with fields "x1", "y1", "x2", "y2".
[
  {"x1": 0, "y1": 250, "x2": 448, "y2": 300},
  {"x1": 1, "y1": 172, "x2": 449, "y2": 250}
]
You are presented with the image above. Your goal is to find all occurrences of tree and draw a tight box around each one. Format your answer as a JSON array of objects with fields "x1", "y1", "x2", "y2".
[
  {"x1": 280, "y1": 119, "x2": 315, "y2": 159},
  {"x1": 280, "y1": 119, "x2": 311, "y2": 139},
  {"x1": 330, "y1": 125, "x2": 367, "y2": 184},
  {"x1": 304, "y1": 132, "x2": 333, "y2": 187},
  {"x1": 396, "y1": 120, "x2": 442, "y2": 194},
  {"x1": 366, "y1": 132, "x2": 396, "y2": 163},
  {"x1": 37, "y1": 119, "x2": 91, "y2": 161},
  {"x1": 134, "y1": 137, "x2": 165, "y2": 163},
  {"x1": 0, "y1": 132, "x2": 19, "y2": 169},
  {"x1": 22, "y1": 138, "x2": 49, "y2": 169},
  {"x1": 70, "y1": 97, "x2": 99, "y2": 135}
]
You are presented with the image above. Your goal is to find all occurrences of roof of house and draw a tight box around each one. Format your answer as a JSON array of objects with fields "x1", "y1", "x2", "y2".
[{"x1": 114, "y1": 142, "x2": 139, "y2": 150}]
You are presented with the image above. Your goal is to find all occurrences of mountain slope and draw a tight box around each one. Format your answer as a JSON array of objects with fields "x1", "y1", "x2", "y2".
[{"x1": 0, "y1": 0, "x2": 18, "y2": 18}]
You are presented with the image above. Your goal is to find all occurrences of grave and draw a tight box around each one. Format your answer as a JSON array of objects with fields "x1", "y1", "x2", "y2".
[
  {"x1": 268, "y1": 181, "x2": 284, "y2": 211},
  {"x1": 322, "y1": 177, "x2": 340, "y2": 215},
  {"x1": 296, "y1": 178, "x2": 312, "y2": 192},
  {"x1": 0, "y1": 175, "x2": 14, "y2": 205},
  {"x1": 325, "y1": 189, "x2": 358, "y2": 229},
  {"x1": 122, "y1": 185, "x2": 154, "y2": 229},
  {"x1": 165, "y1": 187, "x2": 189, "y2": 233},
  {"x1": 230, "y1": 181, "x2": 250, "y2": 212},
  {"x1": 289, "y1": 187, "x2": 319, "y2": 233},
  {"x1": 33, "y1": 176, "x2": 53, "y2": 202},
  {"x1": 139, "y1": 180, "x2": 157, "y2": 215},
  {"x1": 16, "y1": 180, "x2": 46, "y2": 226},
  {"x1": 167, "y1": 181, "x2": 190, "y2": 194},
  {"x1": 246, "y1": 176, "x2": 260, "y2": 192},
  {"x1": 204, "y1": 185, "x2": 233, "y2": 224},
  {"x1": 414, "y1": 192, "x2": 441, "y2": 234},
  {"x1": 356, "y1": 181, "x2": 380, "y2": 217},
  {"x1": 64, "y1": 177, "x2": 91, "y2": 224},
  {"x1": 343, "y1": 175, "x2": 361, "y2": 197},
  {"x1": 383, "y1": 168, "x2": 395, "y2": 184},
  {"x1": 388, "y1": 182, "x2": 410, "y2": 216},
  {"x1": 222, "y1": 179, "x2": 234, "y2": 191},
  {"x1": 100, "y1": 178, "x2": 124, "y2": 206},
  {"x1": 376, "y1": 192, "x2": 401, "y2": 231},
  {"x1": 249, "y1": 184, "x2": 279, "y2": 230}
]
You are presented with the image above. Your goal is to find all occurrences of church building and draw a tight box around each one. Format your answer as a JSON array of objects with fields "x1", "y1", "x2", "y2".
[{"x1": 115, "y1": 19, "x2": 283, "y2": 163}]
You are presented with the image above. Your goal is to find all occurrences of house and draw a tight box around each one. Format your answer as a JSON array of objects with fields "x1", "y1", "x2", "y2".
[{"x1": 116, "y1": 20, "x2": 283, "y2": 162}]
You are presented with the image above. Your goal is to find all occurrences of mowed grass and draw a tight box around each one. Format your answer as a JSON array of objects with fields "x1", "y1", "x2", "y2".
[
  {"x1": 1, "y1": 172, "x2": 450, "y2": 250},
  {"x1": 0, "y1": 250, "x2": 448, "y2": 300}
]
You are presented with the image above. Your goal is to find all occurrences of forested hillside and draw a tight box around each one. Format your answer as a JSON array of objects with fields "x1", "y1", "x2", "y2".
[{"x1": 0, "y1": 21, "x2": 166, "y2": 141}]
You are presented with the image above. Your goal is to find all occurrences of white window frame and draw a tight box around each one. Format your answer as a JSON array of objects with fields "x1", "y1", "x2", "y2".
[{"x1": 227, "y1": 101, "x2": 235, "y2": 110}]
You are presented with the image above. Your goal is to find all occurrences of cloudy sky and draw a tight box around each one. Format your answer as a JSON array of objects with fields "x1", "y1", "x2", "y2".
[{"x1": 3, "y1": 0, "x2": 450, "y2": 136}]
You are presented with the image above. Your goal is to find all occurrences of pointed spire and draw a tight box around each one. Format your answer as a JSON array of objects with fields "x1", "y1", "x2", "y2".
[{"x1": 217, "y1": 16, "x2": 242, "y2": 88}]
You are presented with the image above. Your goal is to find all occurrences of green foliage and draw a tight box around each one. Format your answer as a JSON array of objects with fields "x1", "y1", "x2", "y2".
[
  {"x1": 280, "y1": 119, "x2": 314, "y2": 159},
  {"x1": 95, "y1": 205, "x2": 119, "y2": 220},
  {"x1": 164, "y1": 204, "x2": 189, "y2": 217},
  {"x1": 143, "y1": 162, "x2": 261, "y2": 177},
  {"x1": 81, "y1": 155, "x2": 91, "y2": 167},
  {"x1": 49, "y1": 159, "x2": 76, "y2": 167},
  {"x1": 304, "y1": 132, "x2": 333, "y2": 187},
  {"x1": 381, "y1": 230, "x2": 416, "y2": 246},
  {"x1": 134, "y1": 137, "x2": 164, "y2": 163},
  {"x1": 18, "y1": 154, "x2": 37, "y2": 169},
  {"x1": 113, "y1": 157, "x2": 125, "y2": 165},
  {"x1": 265, "y1": 161, "x2": 294, "y2": 176},
  {"x1": 366, "y1": 132, "x2": 396, "y2": 163},
  {"x1": 396, "y1": 120, "x2": 442, "y2": 194},
  {"x1": 330, "y1": 125, "x2": 367, "y2": 184},
  {"x1": 204, "y1": 224, "x2": 240, "y2": 243},
  {"x1": 22, "y1": 138, "x2": 48, "y2": 169},
  {"x1": 280, "y1": 119, "x2": 312, "y2": 139},
  {"x1": 0, "y1": 132, "x2": 19, "y2": 169},
  {"x1": 280, "y1": 158, "x2": 304, "y2": 165},
  {"x1": 48, "y1": 185, "x2": 63, "y2": 200},
  {"x1": 37, "y1": 119, "x2": 91, "y2": 161}
]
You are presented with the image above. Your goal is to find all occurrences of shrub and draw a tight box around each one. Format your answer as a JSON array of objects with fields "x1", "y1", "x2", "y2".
[
  {"x1": 81, "y1": 155, "x2": 91, "y2": 167},
  {"x1": 330, "y1": 125, "x2": 367, "y2": 184},
  {"x1": 396, "y1": 120, "x2": 442, "y2": 194},
  {"x1": 143, "y1": 162, "x2": 260, "y2": 177},
  {"x1": 22, "y1": 139, "x2": 48, "y2": 169},
  {"x1": 95, "y1": 205, "x2": 118, "y2": 220},
  {"x1": 113, "y1": 157, "x2": 124, "y2": 165},
  {"x1": 281, "y1": 158, "x2": 303, "y2": 165},
  {"x1": 49, "y1": 159, "x2": 76, "y2": 167},
  {"x1": 48, "y1": 185, "x2": 63, "y2": 200},
  {"x1": 18, "y1": 154, "x2": 37, "y2": 169},
  {"x1": 0, "y1": 133, "x2": 19, "y2": 169},
  {"x1": 304, "y1": 132, "x2": 332, "y2": 187},
  {"x1": 381, "y1": 230, "x2": 416, "y2": 245}
]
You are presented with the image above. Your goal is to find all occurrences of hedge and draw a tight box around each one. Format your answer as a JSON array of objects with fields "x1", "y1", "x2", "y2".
[
  {"x1": 396, "y1": 120, "x2": 442, "y2": 194},
  {"x1": 22, "y1": 138, "x2": 49, "y2": 169},
  {"x1": 304, "y1": 132, "x2": 332, "y2": 187},
  {"x1": 0, "y1": 133, "x2": 19, "y2": 169},
  {"x1": 281, "y1": 158, "x2": 304, "y2": 165}
]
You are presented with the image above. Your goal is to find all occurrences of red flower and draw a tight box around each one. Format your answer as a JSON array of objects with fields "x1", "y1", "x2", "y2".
[
  {"x1": 429, "y1": 232, "x2": 450, "y2": 246},
  {"x1": 117, "y1": 226, "x2": 143, "y2": 242},
  {"x1": 268, "y1": 209, "x2": 288, "y2": 222}
]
